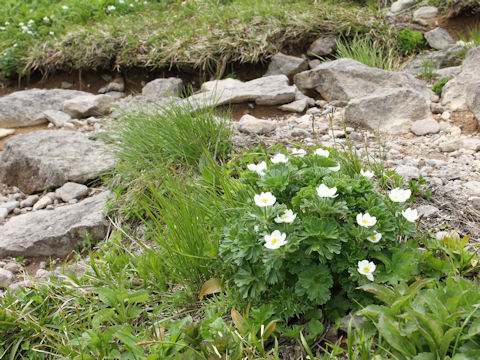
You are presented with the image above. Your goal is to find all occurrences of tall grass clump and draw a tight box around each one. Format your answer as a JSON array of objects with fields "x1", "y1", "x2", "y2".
[{"x1": 334, "y1": 34, "x2": 402, "y2": 70}]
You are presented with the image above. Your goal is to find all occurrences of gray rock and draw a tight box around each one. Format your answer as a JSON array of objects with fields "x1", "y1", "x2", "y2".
[
  {"x1": 424, "y1": 28, "x2": 455, "y2": 50},
  {"x1": 307, "y1": 36, "x2": 337, "y2": 57},
  {"x1": 278, "y1": 99, "x2": 308, "y2": 113},
  {"x1": 417, "y1": 204, "x2": 439, "y2": 217},
  {"x1": 63, "y1": 94, "x2": 112, "y2": 118},
  {"x1": 3, "y1": 262, "x2": 21, "y2": 274},
  {"x1": 469, "y1": 196, "x2": 480, "y2": 211},
  {"x1": 0, "y1": 128, "x2": 15, "y2": 139},
  {"x1": 440, "y1": 138, "x2": 480, "y2": 152},
  {"x1": 413, "y1": 6, "x2": 438, "y2": 19},
  {"x1": 33, "y1": 193, "x2": 54, "y2": 211},
  {"x1": 0, "y1": 268, "x2": 14, "y2": 287},
  {"x1": 55, "y1": 182, "x2": 89, "y2": 202},
  {"x1": 0, "y1": 192, "x2": 109, "y2": 257},
  {"x1": 435, "y1": 66, "x2": 461, "y2": 80},
  {"x1": 309, "y1": 59, "x2": 322, "y2": 69},
  {"x1": 186, "y1": 75, "x2": 296, "y2": 108},
  {"x1": 142, "y1": 78, "x2": 183, "y2": 99},
  {"x1": 105, "y1": 91, "x2": 125, "y2": 99},
  {"x1": 466, "y1": 81, "x2": 480, "y2": 125},
  {"x1": 20, "y1": 195, "x2": 39, "y2": 208},
  {"x1": 344, "y1": 88, "x2": 430, "y2": 134},
  {"x1": 1, "y1": 201, "x2": 19, "y2": 213},
  {"x1": 401, "y1": 45, "x2": 463, "y2": 76},
  {"x1": 391, "y1": 0, "x2": 415, "y2": 12},
  {"x1": 238, "y1": 114, "x2": 276, "y2": 135},
  {"x1": 294, "y1": 58, "x2": 430, "y2": 102},
  {"x1": 265, "y1": 53, "x2": 308, "y2": 79},
  {"x1": 0, "y1": 208, "x2": 8, "y2": 220},
  {"x1": 61, "y1": 81, "x2": 73, "y2": 89},
  {"x1": 0, "y1": 89, "x2": 89, "y2": 128},
  {"x1": 35, "y1": 269, "x2": 51, "y2": 280},
  {"x1": 0, "y1": 130, "x2": 117, "y2": 194},
  {"x1": 201, "y1": 78, "x2": 244, "y2": 92},
  {"x1": 442, "y1": 47, "x2": 480, "y2": 110},
  {"x1": 100, "y1": 78, "x2": 125, "y2": 93},
  {"x1": 9, "y1": 279, "x2": 33, "y2": 291},
  {"x1": 464, "y1": 181, "x2": 480, "y2": 196},
  {"x1": 396, "y1": 165, "x2": 420, "y2": 179},
  {"x1": 430, "y1": 103, "x2": 445, "y2": 114},
  {"x1": 411, "y1": 118, "x2": 440, "y2": 135},
  {"x1": 43, "y1": 110, "x2": 71, "y2": 127}
]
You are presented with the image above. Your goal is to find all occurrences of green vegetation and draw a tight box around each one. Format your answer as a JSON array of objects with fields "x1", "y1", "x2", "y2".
[
  {"x1": 0, "y1": 0, "x2": 375, "y2": 80},
  {"x1": 334, "y1": 34, "x2": 402, "y2": 70},
  {"x1": 397, "y1": 29, "x2": 426, "y2": 56},
  {"x1": 432, "y1": 77, "x2": 451, "y2": 95}
]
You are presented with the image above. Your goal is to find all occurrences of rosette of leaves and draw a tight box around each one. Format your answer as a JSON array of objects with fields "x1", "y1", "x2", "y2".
[{"x1": 220, "y1": 149, "x2": 418, "y2": 320}]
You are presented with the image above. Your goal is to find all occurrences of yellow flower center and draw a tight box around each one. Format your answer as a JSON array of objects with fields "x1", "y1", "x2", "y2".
[
  {"x1": 271, "y1": 238, "x2": 279, "y2": 245},
  {"x1": 262, "y1": 198, "x2": 269, "y2": 203},
  {"x1": 362, "y1": 219, "x2": 369, "y2": 224},
  {"x1": 363, "y1": 267, "x2": 371, "y2": 273},
  {"x1": 282, "y1": 214, "x2": 289, "y2": 219}
]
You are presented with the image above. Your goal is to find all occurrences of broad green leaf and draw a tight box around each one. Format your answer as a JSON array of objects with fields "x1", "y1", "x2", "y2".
[{"x1": 377, "y1": 315, "x2": 416, "y2": 357}]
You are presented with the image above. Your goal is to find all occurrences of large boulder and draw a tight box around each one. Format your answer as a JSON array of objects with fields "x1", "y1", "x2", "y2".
[
  {"x1": 401, "y1": 45, "x2": 463, "y2": 76},
  {"x1": 264, "y1": 53, "x2": 308, "y2": 79},
  {"x1": 0, "y1": 192, "x2": 109, "y2": 257},
  {"x1": 424, "y1": 28, "x2": 455, "y2": 50},
  {"x1": 294, "y1": 58, "x2": 430, "y2": 102},
  {"x1": 63, "y1": 94, "x2": 113, "y2": 118},
  {"x1": 0, "y1": 130, "x2": 117, "y2": 194},
  {"x1": 186, "y1": 75, "x2": 296, "y2": 109},
  {"x1": 0, "y1": 89, "x2": 89, "y2": 128},
  {"x1": 142, "y1": 77, "x2": 184, "y2": 99},
  {"x1": 442, "y1": 46, "x2": 480, "y2": 110},
  {"x1": 466, "y1": 81, "x2": 480, "y2": 125},
  {"x1": 344, "y1": 88, "x2": 430, "y2": 134}
]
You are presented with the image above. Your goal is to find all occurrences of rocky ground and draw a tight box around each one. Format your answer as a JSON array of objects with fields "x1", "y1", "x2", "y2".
[{"x1": 0, "y1": 2, "x2": 479, "y2": 294}]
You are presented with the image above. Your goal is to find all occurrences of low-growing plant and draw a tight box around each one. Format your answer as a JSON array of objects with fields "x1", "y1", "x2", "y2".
[
  {"x1": 219, "y1": 147, "x2": 420, "y2": 321},
  {"x1": 397, "y1": 29, "x2": 426, "y2": 55},
  {"x1": 432, "y1": 77, "x2": 451, "y2": 95}
]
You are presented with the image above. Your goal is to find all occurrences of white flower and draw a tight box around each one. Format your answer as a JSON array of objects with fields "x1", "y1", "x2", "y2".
[
  {"x1": 290, "y1": 148, "x2": 306, "y2": 157},
  {"x1": 254, "y1": 192, "x2": 276, "y2": 207},
  {"x1": 316, "y1": 184, "x2": 338, "y2": 198},
  {"x1": 328, "y1": 164, "x2": 341, "y2": 172},
  {"x1": 389, "y1": 188, "x2": 411, "y2": 202},
  {"x1": 264, "y1": 230, "x2": 287, "y2": 249},
  {"x1": 19, "y1": 22, "x2": 24, "y2": 26},
  {"x1": 254, "y1": 225, "x2": 259, "y2": 232},
  {"x1": 49, "y1": 31, "x2": 55, "y2": 35},
  {"x1": 27, "y1": 19, "x2": 35, "y2": 25},
  {"x1": 357, "y1": 260, "x2": 376, "y2": 281},
  {"x1": 247, "y1": 161, "x2": 267, "y2": 176},
  {"x1": 367, "y1": 232, "x2": 382, "y2": 243},
  {"x1": 119, "y1": 0, "x2": 125, "y2": 3},
  {"x1": 402, "y1": 208, "x2": 419, "y2": 222},
  {"x1": 360, "y1": 169, "x2": 374, "y2": 178},
  {"x1": 271, "y1": 153, "x2": 288, "y2": 164},
  {"x1": 129, "y1": 3, "x2": 134, "y2": 6},
  {"x1": 0, "y1": 27, "x2": 5, "y2": 31},
  {"x1": 107, "y1": 5, "x2": 116, "y2": 11},
  {"x1": 356, "y1": 213, "x2": 377, "y2": 228},
  {"x1": 4, "y1": 21, "x2": 9, "y2": 26},
  {"x1": 62, "y1": 5, "x2": 68, "y2": 10},
  {"x1": 274, "y1": 209, "x2": 297, "y2": 224},
  {"x1": 43, "y1": 16, "x2": 50, "y2": 22},
  {"x1": 436, "y1": 231, "x2": 449, "y2": 241},
  {"x1": 314, "y1": 148, "x2": 329, "y2": 157}
]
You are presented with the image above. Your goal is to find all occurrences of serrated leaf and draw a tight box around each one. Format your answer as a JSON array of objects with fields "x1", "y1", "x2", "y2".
[{"x1": 199, "y1": 278, "x2": 222, "y2": 300}]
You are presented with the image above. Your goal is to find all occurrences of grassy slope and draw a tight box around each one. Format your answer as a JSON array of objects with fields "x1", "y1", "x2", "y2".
[{"x1": 0, "y1": 0, "x2": 375, "y2": 78}]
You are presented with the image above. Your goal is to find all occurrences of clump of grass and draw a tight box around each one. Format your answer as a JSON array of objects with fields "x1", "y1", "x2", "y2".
[
  {"x1": 334, "y1": 34, "x2": 402, "y2": 70},
  {"x1": 432, "y1": 77, "x2": 451, "y2": 95}
]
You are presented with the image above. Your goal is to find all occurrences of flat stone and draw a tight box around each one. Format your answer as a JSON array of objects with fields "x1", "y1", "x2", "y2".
[
  {"x1": 307, "y1": 36, "x2": 337, "y2": 57},
  {"x1": 142, "y1": 77, "x2": 183, "y2": 99},
  {"x1": 1, "y1": 201, "x2": 19, "y2": 213},
  {"x1": 0, "y1": 192, "x2": 109, "y2": 257},
  {"x1": 32, "y1": 193, "x2": 54, "y2": 211},
  {"x1": 416, "y1": 204, "x2": 439, "y2": 217},
  {"x1": 440, "y1": 137, "x2": 480, "y2": 152},
  {"x1": 402, "y1": 45, "x2": 463, "y2": 76},
  {"x1": 238, "y1": 114, "x2": 276, "y2": 135},
  {"x1": 391, "y1": 0, "x2": 415, "y2": 12},
  {"x1": 413, "y1": 6, "x2": 438, "y2": 19},
  {"x1": 0, "y1": 208, "x2": 8, "y2": 221},
  {"x1": 344, "y1": 88, "x2": 430, "y2": 134},
  {"x1": 0, "y1": 268, "x2": 14, "y2": 287},
  {"x1": 264, "y1": 53, "x2": 308, "y2": 79},
  {"x1": 278, "y1": 99, "x2": 308, "y2": 113},
  {"x1": 55, "y1": 182, "x2": 89, "y2": 202},
  {"x1": 63, "y1": 94, "x2": 112, "y2": 118},
  {"x1": 425, "y1": 28, "x2": 455, "y2": 50},
  {"x1": 294, "y1": 58, "x2": 430, "y2": 102},
  {"x1": 0, "y1": 130, "x2": 117, "y2": 194},
  {"x1": 464, "y1": 181, "x2": 480, "y2": 196},
  {"x1": 411, "y1": 118, "x2": 440, "y2": 136},
  {"x1": 0, "y1": 128, "x2": 15, "y2": 139},
  {"x1": 186, "y1": 75, "x2": 296, "y2": 108},
  {"x1": 466, "y1": 81, "x2": 480, "y2": 125},
  {"x1": 0, "y1": 89, "x2": 89, "y2": 128},
  {"x1": 20, "y1": 195, "x2": 39, "y2": 208},
  {"x1": 43, "y1": 110, "x2": 71, "y2": 127},
  {"x1": 201, "y1": 78, "x2": 244, "y2": 92},
  {"x1": 396, "y1": 165, "x2": 420, "y2": 179}
]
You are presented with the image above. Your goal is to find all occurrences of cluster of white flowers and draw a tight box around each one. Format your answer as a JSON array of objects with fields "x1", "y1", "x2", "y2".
[
  {"x1": 107, "y1": 5, "x2": 116, "y2": 11},
  {"x1": 247, "y1": 161, "x2": 266, "y2": 176},
  {"x1": 388, "y1": 188, "x2": 419, "y2": 222}
]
